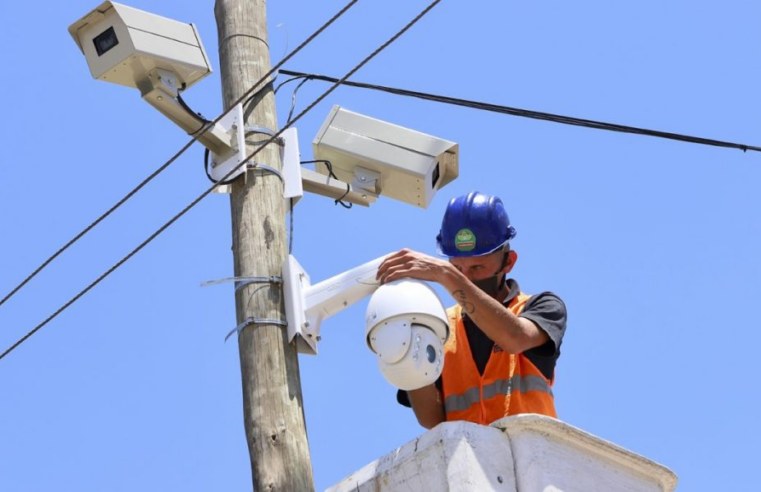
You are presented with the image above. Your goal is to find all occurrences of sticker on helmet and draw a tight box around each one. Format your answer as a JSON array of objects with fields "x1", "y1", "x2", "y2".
[{"x1": 455, "y1": 228, "x2": 476, "y2": 251}]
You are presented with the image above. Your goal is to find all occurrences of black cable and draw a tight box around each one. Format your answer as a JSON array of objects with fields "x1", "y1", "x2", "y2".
[
  {"x1": 335, "y1": 194, "x2": 353, "y2": 209},
  {"x1": 300, "y1": 159, "x2": 338, "y2": 179},
  {"x1": 286, "y1": 77, "x2": 314, "y2": 125},
  {"x1": 178, "y1": 86, "x2": 221, "y2": 171},
  {"x1": 204, "y1": 148, "x2": 239, "y2": 185},
  {"x1": 275, "y1": 75, "x2": 310, "y2": 94},
  {"x1": 279, "y1": 69, "x2": 761, "y2": 154},
  {"x1": 205, "y1": 128, "x2": 286, "y2": 186},
  {"x1": 0, "y1": 0, "x2": 441, "y2": 361},
  {"x1": 242, "y1": 80, "x2": 276, "y2": 111},
  {"x1": 0, "y1": 0, "x2": 360, "y2": 311},
  {"x1": 180, "y1": 85, "x2": 234, "y2": 185},
  {"x1": 300, "y1": 160, "x2": 352, "y2": 208},
  {"x1": 177, "y1": 83, "x2": 211, "y2": 131}
]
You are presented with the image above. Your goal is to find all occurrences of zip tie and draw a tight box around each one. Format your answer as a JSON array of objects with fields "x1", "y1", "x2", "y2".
[
  {"x1": 201, "y1": 275, "x2": 283, "y2": 293},
  {"x1": 225, "y1": 317, "x2": 288, "y2": 342}
]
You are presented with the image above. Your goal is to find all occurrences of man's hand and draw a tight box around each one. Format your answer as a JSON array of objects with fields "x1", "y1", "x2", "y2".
[
  {"x1": 376, "y1": 248, "x2": 454, "y2": 286},
  {"x1": 378, "y1": 249, "x2": 550, "y2": 355}
]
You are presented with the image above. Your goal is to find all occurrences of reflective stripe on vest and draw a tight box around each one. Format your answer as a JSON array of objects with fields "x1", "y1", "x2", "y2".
[
  {"x1": 440, "y1": 292, "x2": 558, "y2": 424},
  {"x1": 444, "y1": 374, "x2": 553, "y2": 414}
]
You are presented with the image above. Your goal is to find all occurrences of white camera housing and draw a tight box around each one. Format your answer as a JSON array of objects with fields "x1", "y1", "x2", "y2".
[
  {"x1": 68, "y1": 1, "x2": 211, "y2": 91},
  {"x1": 312, "y1": 106, "x2": 459, "y2": 209},
  {"x1": 365, "y1": 280, "x2": 448, "y2": 391},
  {"x1": 69, "y1": 2, "x2": 242, "y2": 163},
  {"x1": 283, "y1": 255, "x2": 449, "y2": 390}
]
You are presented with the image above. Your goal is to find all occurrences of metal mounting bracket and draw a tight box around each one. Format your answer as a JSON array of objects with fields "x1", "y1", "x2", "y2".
[
  {"x1": 283, "y1": 255, "x2": 319, "y2": 354},
  {"x1": 139, "y1": 68, "x2": 233, "y2": 155},
  {"x1": 209, "y1": 103, "x2": 246, "y2": 185},
  {"x1": 281, "y1": 128, "x2": 304, "y2": 206},
  {"x1": 352, "y1": 166, "x2": 381, "y2": 194}
]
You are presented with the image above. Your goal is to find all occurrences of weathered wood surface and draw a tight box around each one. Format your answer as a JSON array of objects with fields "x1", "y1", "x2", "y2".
[{"x1": 215, "y1": 1, "x2": 314, "y2": 490}]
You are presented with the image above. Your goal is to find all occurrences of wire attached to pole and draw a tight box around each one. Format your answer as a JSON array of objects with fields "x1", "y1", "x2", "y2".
[
  {"x1": 286, "y1": 76, "x2": 314, "y2": 125},
  {"x1": 278, "y1": 69, "x2": 761, "y2": 154}
]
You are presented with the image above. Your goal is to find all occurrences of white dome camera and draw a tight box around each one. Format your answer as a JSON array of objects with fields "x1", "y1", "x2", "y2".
[
  {"x1": 282, "y1": 255, "x2": 449, "y2": 389},
  {"x1": 365, "y1": 280, "x2": 449, "y2": 391}
]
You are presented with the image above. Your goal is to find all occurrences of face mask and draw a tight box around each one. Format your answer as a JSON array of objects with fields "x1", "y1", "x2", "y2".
[
  {"x1": 473, "y1": 273, "x2": 505, "y2": 298},
  {"x1": 471, "y1": 250, "x2": 510, "y2": 298}
]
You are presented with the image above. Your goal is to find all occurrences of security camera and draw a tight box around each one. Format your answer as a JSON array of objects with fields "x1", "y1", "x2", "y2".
[
  {"x1": 69, "y1": 2, "x2": 241, "y2": 160},
  {"x1": 311, "y1": 106, "x2": 459, "y2": 209},
  {"x1": 282, "y1": 255, "x2": 449, "y2": 390},
  {"x1": 69, "y1": 2, "x2": 211, "y2": 91},
  {"x1": 365, "y1": 280, "x2": 448, "y2": 391}
]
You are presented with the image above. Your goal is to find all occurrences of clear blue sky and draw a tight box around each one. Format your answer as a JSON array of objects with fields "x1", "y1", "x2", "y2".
[{"x1": 1, "y1": 1, "x2": 759, "y2": 490}]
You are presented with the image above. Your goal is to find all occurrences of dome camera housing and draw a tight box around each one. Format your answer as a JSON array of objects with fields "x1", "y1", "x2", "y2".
[{"x1": 365, "y1": 280, "x2": 449, "y2": 390}]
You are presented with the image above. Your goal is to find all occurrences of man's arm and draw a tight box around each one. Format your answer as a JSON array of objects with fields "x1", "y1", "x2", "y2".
[
  {"x1": 407, "y1": 384, "x2": 446, "y2": 429},
  {"x1": 376, "y1": 249, "x2": 548, "y2": 354},
  {"x1": 446, "y1": 273, "x2": 548, "y2": 354}
]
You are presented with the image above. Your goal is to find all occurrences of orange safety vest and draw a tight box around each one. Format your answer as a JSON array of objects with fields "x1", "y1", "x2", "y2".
[{"x1": 441, "y1": 293, "x2": 557, "y2": 425}]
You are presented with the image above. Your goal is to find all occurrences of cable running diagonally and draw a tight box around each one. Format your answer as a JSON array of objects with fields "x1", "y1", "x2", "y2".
[
  {"x1": 0, "y1": 0, "x2": 360, "y2": 310},
  {"x1": 0, "y1": 0, "x2": 442, "y2": 361},
  {"x1": 278, "y1": 70, "x2": 761, "y2": 153}
]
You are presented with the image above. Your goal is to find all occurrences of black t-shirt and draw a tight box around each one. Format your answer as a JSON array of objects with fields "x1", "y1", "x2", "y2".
[{"x1": 397, "y1": 278, "x2": 567, "y2": 407}]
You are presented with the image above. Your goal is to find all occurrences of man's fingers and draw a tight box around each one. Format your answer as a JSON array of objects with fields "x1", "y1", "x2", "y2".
[
  {"x1": 378, "y1": 259, "x2": 418, "y2": 283},
  {"x1": 378, "y1": 263, "x2": 403, "y2": 284},
  {"x1": 376, "y1": 248, "x2": 443, "y2": 283},
  {"x1": 377, "y1": 249, "x2": 413, "y2": 279},
  {"x1": 380, "y1": 267, "x2": 415, "y2": 284}
]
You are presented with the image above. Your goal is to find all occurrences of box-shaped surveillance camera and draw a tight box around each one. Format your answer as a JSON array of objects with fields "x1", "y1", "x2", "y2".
[
  {"x1": 69, "y1": 2, "x2": 211, "y2": 90},
  {"x1": 313, "y1": 106, "x2": 459, "y2": 209}
]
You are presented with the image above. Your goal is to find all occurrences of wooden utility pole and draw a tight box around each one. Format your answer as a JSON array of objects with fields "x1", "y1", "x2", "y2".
[{"x1": 214, "y1": 1, "x2": 315, "y2": 490}]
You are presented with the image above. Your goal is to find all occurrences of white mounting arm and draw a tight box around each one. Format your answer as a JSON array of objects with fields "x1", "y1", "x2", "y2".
[
  {"x1": 138, "y1": 68, "x2": 237, "y2": 155},
  {"x1": 283, "y1": 255, "x2": 386, "y2": 355},
  {"x1": 138, "y1": 68, "x2": 248, "y2": 185}
]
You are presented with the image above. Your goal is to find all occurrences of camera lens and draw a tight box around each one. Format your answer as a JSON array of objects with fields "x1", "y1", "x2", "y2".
[
  {"x1": 431, "y1": 162, "x2": 441, "y2": 189},
  {"x1": 94, "y1": 27, "x2": 119, "y2": 57},
  {"x1": 426, "y1": 344, "x2": 436, "y2": 363}
]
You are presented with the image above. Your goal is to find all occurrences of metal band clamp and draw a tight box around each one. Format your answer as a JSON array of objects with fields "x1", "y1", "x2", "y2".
[
  {"x1": 245, "y1": 125, "x2": 285, "y2": 146},
  {"x1": 246, "y1": 163, "x2": 284, "y2": 183},
  {"x1": 225, "y1": 317, "x2": 288, "y2": 342},
  {"x1": 201, "y1": 275, "x2": 283, "y2": 293}
]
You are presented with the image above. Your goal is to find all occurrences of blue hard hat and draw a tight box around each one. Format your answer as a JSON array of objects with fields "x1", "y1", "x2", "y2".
[{"x1": 436, "y1": 191, "x2": 516, "y2": 257}]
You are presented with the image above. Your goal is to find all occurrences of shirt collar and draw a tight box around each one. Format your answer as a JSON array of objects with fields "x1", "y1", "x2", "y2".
[{"x1": 503, "y1": 278, "x2": 520, "y2": 306}]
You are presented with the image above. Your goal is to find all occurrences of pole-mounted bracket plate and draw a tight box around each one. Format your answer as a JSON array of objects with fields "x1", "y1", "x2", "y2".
[
  {"x1": 209, "y1": 103, "x2": 246, "y2": 184},
  {"x1": 283, "y1": 255, "x2": 319, "y2": 355},
  {"x1": 281, "y1": 128, "x2": 304, "y2": 206}
]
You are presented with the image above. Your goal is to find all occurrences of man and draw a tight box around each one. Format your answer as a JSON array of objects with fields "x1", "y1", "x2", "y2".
[{"x1": 376, "y1": 191, "x2": 566, "y2": 428}]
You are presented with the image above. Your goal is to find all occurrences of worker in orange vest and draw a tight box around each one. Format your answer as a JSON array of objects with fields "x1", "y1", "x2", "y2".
[{"x1": 377, "y1": 191, "x2": 567, "y2": 427}]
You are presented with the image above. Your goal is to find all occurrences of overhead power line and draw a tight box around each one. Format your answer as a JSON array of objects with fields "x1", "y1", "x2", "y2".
[
  {"x1": 0, "y1": 0, "x2": 360, "y2": 312},
  {"x1": 278, "y1": 69, "x2": 761, "y2": 154},
  {"x1": 0, "y1": 0, "x2": 442, "y2": 361}
]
